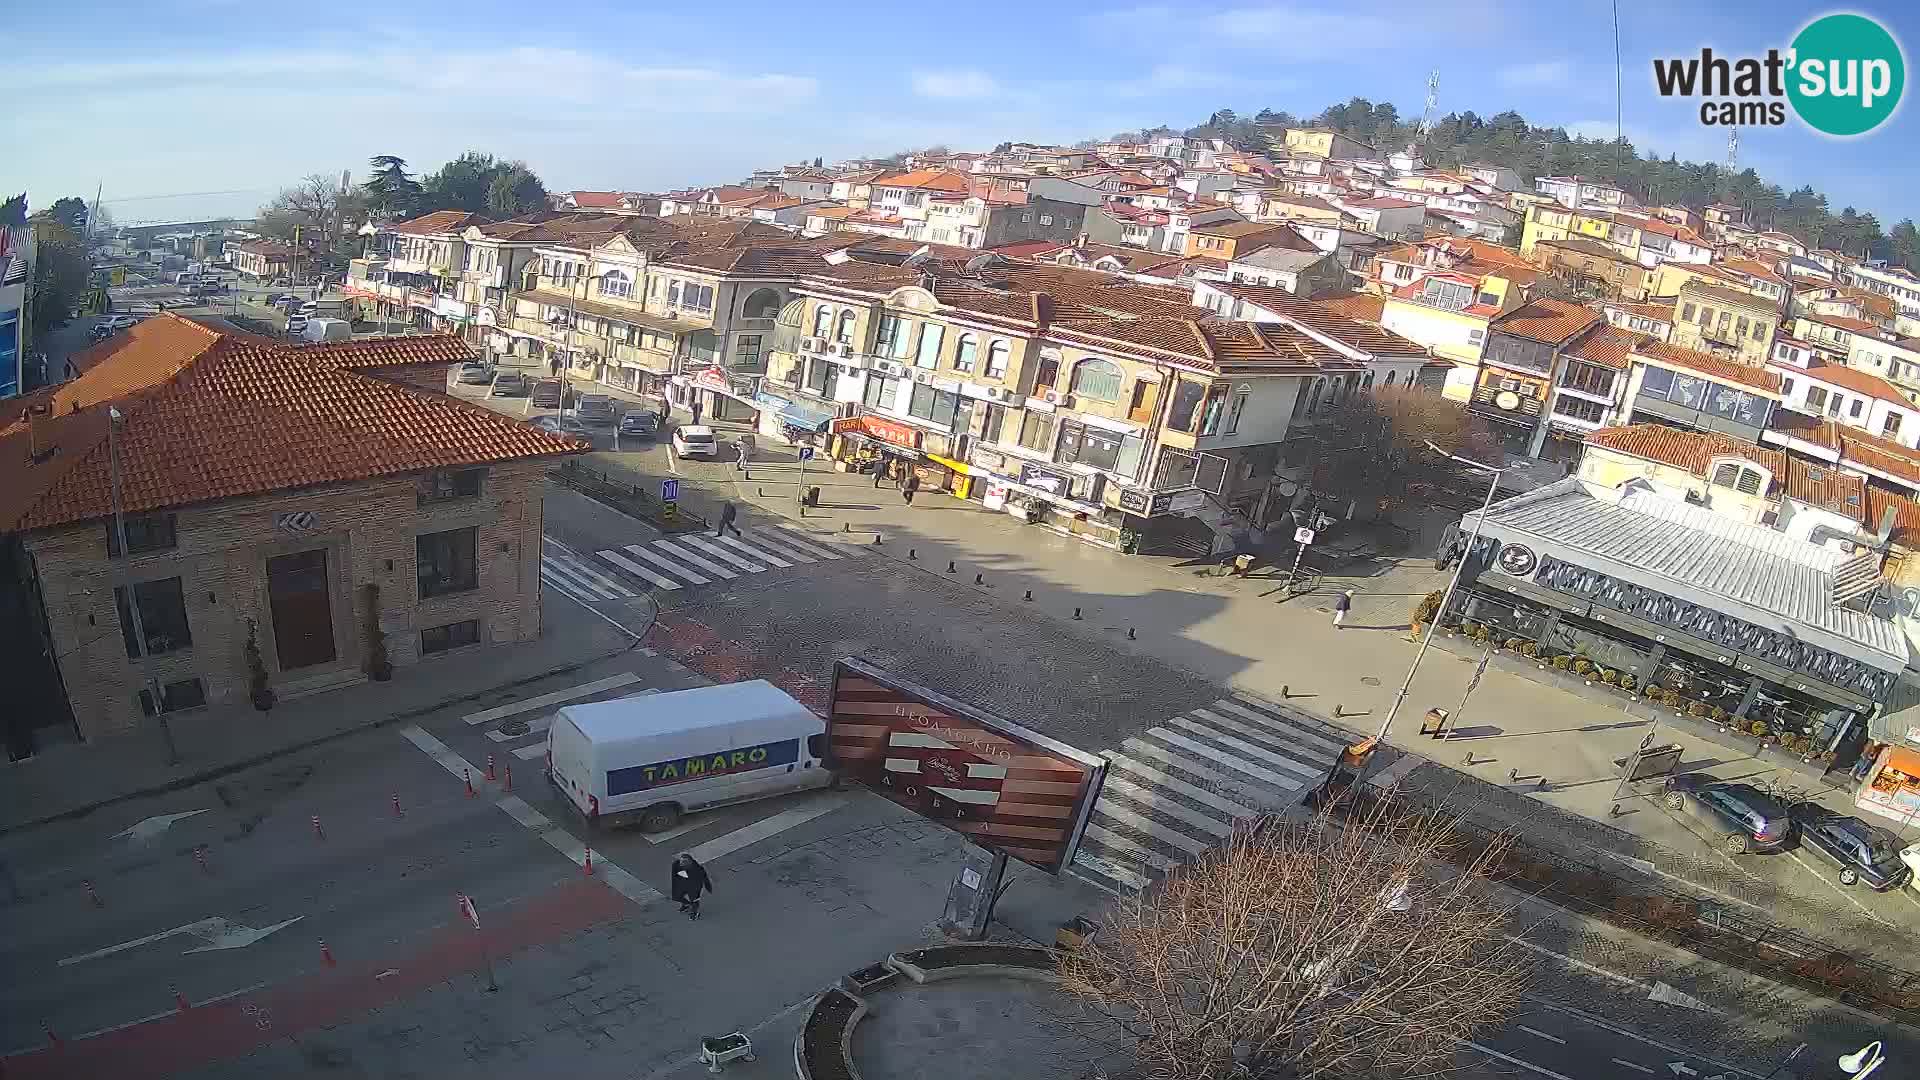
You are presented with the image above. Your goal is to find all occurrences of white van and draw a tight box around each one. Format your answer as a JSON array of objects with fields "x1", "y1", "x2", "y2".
[
  {"x1": 547, "y1": 680, "x2": 834, "y2": 831},
  {"x1": 299, "y1": 317, "x2": 353, "y2": 343}
]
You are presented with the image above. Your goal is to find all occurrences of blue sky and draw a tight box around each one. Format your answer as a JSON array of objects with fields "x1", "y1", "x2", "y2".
[{"x1": 3, "y1": 1, "x2": 1916, "y2": 227}]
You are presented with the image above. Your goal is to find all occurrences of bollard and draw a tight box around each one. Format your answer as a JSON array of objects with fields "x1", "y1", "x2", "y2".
[
  {"x1": 974, "y1": 572, "x2": 984, "y2": 585},
  {"x1": 195, "y1": 847, "x2": 211, "y2": 875},
  {"x1": 1023, "y1": 590, "x2": 1033, "y2": 602},
  {"x1": 1608, "y1": 803, "x2": 1622, "y2": 818},
  {"x1": 758, "y1": 487, "x2": 764, "y2": 498},
  {"x1": 1508, "y1": 769, "x2": 1520, "y2": 783},
  {"x1": 583, "y1": 845, "x2": 595, "y2": 876},
  {"x1": 1073, "y1": 607, "x2": 1082, "y2": 620},
  {"x1": 465, "y1": 769, "x2": 476, "y2": 798},
  {"x1": 392, "y1": 792, "x2": 404, "y2": 818},
  {"x1": 1333, "y1": 704, "x2": 1344, "y2": 718},
  {"x1": 872, "y1": 533, "x2": 881, "y2": 545},
  {"x1": 842, "y1": 522, "x2": 851, "y2": 532},
  {"x1": 504, "y1": 763, "x2": 513, "y2": 793},
  {"x1": 1463, "y1": 752, "x2": 1476, "y2": 766},
  {"x1": 1281, "y1": 684, "x2": 1291, "y2": 699},
  {"x1": 486, "y1": 754, "x2": 496, "y2": 782},
  {"x1": 320, "y1": 939, "x2": 336, "y2": 967},
  {"x1": 312, "y1": 815, "x2": 325, "y2": 841},
  {"x1": 173, "y1": 986, "x2": 192, "y2": 1012},
  {"x1": 1537, "y1": 777, "x2": 1549, "y2": 791},
  {"x1": 908, "y1": 548, "x2": 916, "y2": 560},
  {"x1": 946, "y1": 561, "x2": 956, "y2": 573}
]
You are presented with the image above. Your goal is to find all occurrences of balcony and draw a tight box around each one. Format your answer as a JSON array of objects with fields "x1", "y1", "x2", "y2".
[{"x1": 387, "y1": 255, "x2": 428, "y2": 275}]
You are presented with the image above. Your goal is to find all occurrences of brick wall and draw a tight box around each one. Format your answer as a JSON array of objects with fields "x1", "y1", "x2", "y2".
[{"x1": 25, "y1": 460, "x2": 547, "y2": 742}]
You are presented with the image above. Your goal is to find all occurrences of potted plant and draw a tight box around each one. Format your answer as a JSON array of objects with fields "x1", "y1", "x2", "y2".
[
  {"x1": 1749, "y1": 719, "x2": 1769, "y2": 738},
  {"x1": 1411, "y1": 590, "x2": 1442, "y2": 637},
  {"x1": 1620, "y1": 673, "x2": 1638, "y2": 693},
  {"x1": 1520, "y1": 641, "x2": 1542, "y2": 659},
  {"x1": 1552, "y1": 654, "x2": 1572, "y2": 671},
  {"x1": 1599, "y1": 669, "x2": 1619, "y2": 686},
  {"x1": 244, "y1": 618, "x2": 275, "y2": 712},
  {"x1": 362, "y1": 583, "x2": 392, "y2": 682},
  {"x1": 1503, "y1": 636, "x2": 1524, "y2": 651},
  {"x1": 1573, "y1": 658, "x2": 1594, "y2": 677}
]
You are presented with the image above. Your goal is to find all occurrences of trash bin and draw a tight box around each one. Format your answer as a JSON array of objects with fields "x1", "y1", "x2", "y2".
[{"x1": 801, "y1": 485, "x2": 821, "y2": 508}]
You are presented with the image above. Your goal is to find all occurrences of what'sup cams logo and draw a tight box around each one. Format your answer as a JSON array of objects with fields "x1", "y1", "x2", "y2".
[{"x1": 1653, "y1": 13, "x2": 1905, "y2": 137}]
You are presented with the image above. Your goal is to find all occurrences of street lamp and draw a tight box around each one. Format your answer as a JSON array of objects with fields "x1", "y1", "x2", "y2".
[
  {"x1": 107, "y1": 406, "x2": 180, "y2": 766},
  {"x1": 1375, "y1": 442, "x2": 1508, "y2": 743},
  {"x1": 1840, "y1": 1041, "x2": 1885, "y2": 1077}
]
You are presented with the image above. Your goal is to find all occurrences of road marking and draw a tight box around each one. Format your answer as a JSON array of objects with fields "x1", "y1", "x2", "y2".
[
  {"x1": 1081, "y1": 823, "x2": 1176, "y2": 872},
  {"x1": 1100, "y1": 775, "x2": 1236, "y2": 838},
  {"x1": 512, "y1": 743, "x2": 549, "y2": 760},
  {"x1": 1612, "y1": 1060, "x2": 1655, "y2": 1075},
  {"x1": 710, "y1": 532, "x2": 792, "y2": 567},
  {"x1": 1502, "y1": 934, "x2": 1643, "y2": 988},
  {"x1": 111, "y1": 809, "x2": 212, "y2": 842},
  {"x1": 58, "y1": 916, "x2": 304, "y2": 967},
  {"x1": 1072, "y1": 850, "x2": 1152, "y2": 893},
  {"x1": 1786, "y1": 850, "x2": 1891, "y2": 925},
  {"x1": 686, "y1": 795, "x2": 849, "y2": 864},
  {"x1": 462, "y1": 673, "x2": 642, "y2": 726},
  {"x1": 678, "y1": 534, "x2": 768, "y2": 573},
  {"x1": 1205, "y1": 700, "x2": 1352, "y2": 758},
  {"x1": 1517, "y1": 1025, "x2": 1566, "y2": 1044},
  {"x1": 1524, "y1": 1002, "x2": 1766, "y2": 1079},
  {"x1": 768, "y1": 524, "x2": 845, "y2": 559},
  {"x1": 542, "y1": 549, "x2": 637, "y2": 600},
  {"x1": 398, "y1": 724, "x2": 661, "y2": 905},
  {"x1": 619, "y1": 543, "x2": 712, "y2": 585},
  {"x1": 1103, "y1": 751, "x2": 1259, "y2": 821},
  {"x1": 654, "y1": 538, "x2": 739, "y2": 579},
  {"x1": 1131, "y1": 732, "x2": 1304, "y2": 796},
  {"x1": 1183, "y1": 710, "x2": 1340, "y2": 777},
  {"x1": 1091, "y1": 799, "x2": 1212, "y2": 854},
  {"x1": 734, "y1": 529, "x2": 816, "y2": 564},
  {"x1": 598, "y1": 548, "x2": 682, "y2": 591},
  {"x1": 1464, "y1": 1040, "x2": 1573, "y2": 1080},
  {"x1": 1165, "y1": 717, "x2": 1328, "y2": 784}
]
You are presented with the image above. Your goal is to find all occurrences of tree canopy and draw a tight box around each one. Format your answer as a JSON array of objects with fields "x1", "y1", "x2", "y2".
[
  {"x1": 26, "y1": 216, "x2": 88, "y2": 333},
  {"x1": 418, "y1": 152, "x2": 551, "y2": 217},
  {"x1": 46, "y1": 197, "x2": 89, "y2": 236},
  {"x1": 361, "y1": 155, "x2": 423, "y2": 220},
  {"x1": 1312, "y1": 385, "x2": 1505, "y2": 510}
]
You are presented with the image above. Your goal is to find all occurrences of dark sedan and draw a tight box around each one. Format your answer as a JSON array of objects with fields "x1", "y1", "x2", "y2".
[
  {"x1": 1664, "y1": 775, "x2": 1795, "y2": 854},
  {"x1": 1789, "y1": 805, "x2": 1911, "y2": 890}
]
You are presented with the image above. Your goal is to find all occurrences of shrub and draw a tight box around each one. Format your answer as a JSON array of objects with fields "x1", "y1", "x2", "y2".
[
  {"x1": 1572, "y1": 659, "x2": 1594, "y2": 676},
  {"x1": 1503, "y1": 637, "x2": 1524, "y2": 651},
  {"x1": 1551, "y1": 655, "x2": 1572, "y2": 670},
  {"x1": 1520, "y1": 642, "x2": 1542, "y2": 659},
  {"x1": 1707, "y1": 705, "x2": 1728, "y2": 724},
  {"x1": 1686, "y1": 701, "x2": 1710, "y2": 718},
  {"x1": 1619, "y1": 674, "x2": 1637, "y2": 692},
  {"x1": 1461, "y1": 620, "x2": 1483, "y2": 637},
  {"x1": 1750, "y1": 720, "x2": 1769, "y2": 738},
  {"x1": 1599, "y1": 669, "x2": 1619, "y2": 686},
  {"x1": 1411, "y1": 590, "x2": 1443, "y2": 629}
]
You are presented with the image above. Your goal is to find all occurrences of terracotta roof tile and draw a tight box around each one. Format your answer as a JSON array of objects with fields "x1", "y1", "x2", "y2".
[
  {"x1": 1492, "y1": 299, "x2": 1603, "y2": 345},
  {"x1": 389, "y1": 210, "x2": 490, "y2": 235},
  {"x1": 1584, "y1": 425, "x2": 1785, "y2": 486},
  {"x1": 1317, "y1": 292, "x2": 1385, "y2": 323},
  {"x1": 1799, "y1": 362, "x2": 1913, "y2": 408},
  {"x1": 871, "y1": 168, "x2": 974, "y2": 193},
  {"x1": 1800, "y1": 311, "x2": 1882, "y2": 335},
  {"x1": 0, "y1": 314, "x2": 583, "y2": 533},
  {"x1": 1634, "y1": 340, "x2": 1784, "y2": 393},
  {"x1": 1565, "y1": 326, "x2": 1645, "y2": 370},
  {"x1": 1866, "y1": 486, "x2": 1920, "y2": 543}
]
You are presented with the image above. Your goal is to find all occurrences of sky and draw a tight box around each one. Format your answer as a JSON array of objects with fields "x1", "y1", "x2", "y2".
[{"x1": 4, "y1": 1, "x2": 1917, "y2": 228}]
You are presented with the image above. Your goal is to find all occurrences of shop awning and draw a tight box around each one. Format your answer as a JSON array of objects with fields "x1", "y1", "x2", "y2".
[{"x1": 756, "y1": 392, "x2": 834, "y2": 433}]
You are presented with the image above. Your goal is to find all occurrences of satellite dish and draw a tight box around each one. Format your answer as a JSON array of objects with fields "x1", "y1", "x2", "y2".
[{"x1": 964, "y1": 253, "x2": 1004, "y2": 274}]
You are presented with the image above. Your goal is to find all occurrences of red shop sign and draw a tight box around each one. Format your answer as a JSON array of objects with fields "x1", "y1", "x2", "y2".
[{"x1": 833, "y1": 415, "x2": 920, "y2": 450}]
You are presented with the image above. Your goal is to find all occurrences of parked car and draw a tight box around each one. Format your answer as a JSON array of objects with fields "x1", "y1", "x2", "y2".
[
  {"x1": 1664, "y1": 775, "x2": 1795, "y2": 854},
  {"x1": 528, "y1": 414, "x2": 596, "y2": 438},
  {"x1": 575, "y1": 394, "x2": 616, "y2": 425},
  {"x1": 671, "y1": 424, "x2": 719, "y2": 460},
  {"x1": 87, "y1": 323, "x2": 115, "y2": 341},
  {"x1": 530, "y1": 379, "x2": 566, "y2": 408},
  {"x1": 264, "y1": 293, "x2": 296, "y2": 307},
  {"x1": 285, "y1": 314, "x2": 310, "y2": 335},
  {"x1": 1789, "y1": 806, "x2": 1911, "y2": 890},
  {"x1": 104, "y1": 314, "x2": 141, "y2": 330},
  {"x1": 490, "y1": 373, "x2": 529, "y2": 397},
  {"x1": 617, "y1": 411, "x2": 660, "y2": 439},
  {"x1": 457, "y1": 362, "x2": 494, "y2": 385}
]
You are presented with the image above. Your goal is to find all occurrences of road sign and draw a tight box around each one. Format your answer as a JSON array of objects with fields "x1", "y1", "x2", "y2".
[
  {"x1": 1294, "y1": 526, "x2": 1317, "y2": 546},
  {"x1": 660, "y1": 478, "x2": 680, "y2": 502},
  {"x1": 798, "y1": 447, "x2": 816, "y2": 461}
]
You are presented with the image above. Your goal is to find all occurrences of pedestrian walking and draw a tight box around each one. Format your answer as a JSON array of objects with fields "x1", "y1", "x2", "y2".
[
  {"x1": 1333, "y1": 589, "x2": 1354, "y2": 629},
  {"x1": 872, "y1": 458, "x2": 888, "y2": 488},
  {"x1": 716, "y1": 501, "x2": 744, "y2": 539},
  {"x1": 691, "y1": 400, "x2": 703, "y2": 426},
  {"x1": 735, "y1": 439, "x2": 750, "y2": 471},
  {"x1": 671, "y1": 852, "x2": 713, "y2": 919},
  {"x1": 900, "y1": 472, "x2": 919, "y2": 506}
]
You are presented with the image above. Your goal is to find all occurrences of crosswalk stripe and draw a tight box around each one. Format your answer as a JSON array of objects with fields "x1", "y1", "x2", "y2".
[
  {"x1": 1072, "y1": 850, "x2": 1152, "y2": 893},
  {"x1": 1233, "y1": 690, "x2": 1356, "y2": 740},
  {"x1": 1167, "y1": 717, "x2": 1330, "y2": 784},
  {"x1": 1212, "y1": 698, "x2": 1353, "y2": 753},
  {"x1": 544, "y1": 551, "x2": 637, "y2": 600},
  {"x1": 735, "y1": 529, "x2": 816, "y2": 564},
  {"x1": 678, "y1": 534, "x2": 769, "y2": 573},
  {"x1": 1119, "y1": 737, "x2": 1289, "y2": 801},
  {"x1": 1103, "y1": 753, "x2": 1257, "y2": 823},
  {"x1": 1095, "y1": 784, "x2": 1227, "y2": 846},
  {"x1": 512, "y1": 743, "x2": 548, "y2": 760},
  {"x1": 768, "y1": 524, "x2": 845, "y2": 560},
  {"x1": 597, "y1": 548, "x2": 682, "y2": 591},
  {"x1": 1190, "y1": 706, "x2": 1344, "y2": 765},
  {"x1": 710, "y1": 533, "x2": 792, "y2": 568},
  {"x1": 540, "y1": 565, "x2": 603, "y2": 606},
  {"x1": 1081, "y1": 823, "x2": 1175, "y2": 872},
  {"x1": 1143, "y1": 728, "x2": 1307, "y2": 793},
  {"x1": 462, "y1": 673, "x2": 643, "y2": 726},
  {"x1": 654, "y1": 538, "x2": 739, "y2": 579},
  {"x1": 619, "y1": 544, "x2": 711, "y2": 585}
]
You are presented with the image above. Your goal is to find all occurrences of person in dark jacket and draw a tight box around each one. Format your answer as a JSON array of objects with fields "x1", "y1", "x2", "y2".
[
  {"x1": 716, "y1": 500, "x2": 743, "y2": 538},
  {"x1": 671, "y1": 852, "x2": 713, "y2": 918},
  {"x1": 900, "y1": 471, "x2": 919, "y2": 505}
]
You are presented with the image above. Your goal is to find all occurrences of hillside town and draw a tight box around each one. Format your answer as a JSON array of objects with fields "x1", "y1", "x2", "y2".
[{"x1": 6, "y1": 121, "x2": 1920, "y2": 1080}]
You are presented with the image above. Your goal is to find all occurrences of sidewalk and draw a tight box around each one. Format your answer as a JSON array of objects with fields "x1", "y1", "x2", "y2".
[{"x1": 0, "y1": 601, "x2": 636, "y2": 835}]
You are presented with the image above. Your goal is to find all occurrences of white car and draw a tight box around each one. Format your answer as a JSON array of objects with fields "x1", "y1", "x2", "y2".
[
  {"x1": 671, "y1": 425, "x2": 719, "y2": 459},
  {"x1": 1901, "y1": 842, "x2": 1920, "y2": 891}
]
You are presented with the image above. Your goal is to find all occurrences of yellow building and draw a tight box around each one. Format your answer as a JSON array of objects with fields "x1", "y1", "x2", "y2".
[
  {"x1": 1519, "y1": 203, "x2": 1572, "y2": 255},
  {"x1": 1281, "y1": 128, "x2": 1375, "y2": 160},
  {"x1": 1668, "y1": 280, "x2": 1778, "y2": 365},
  {"x1": 1380, "y1": 265, "x2": 1540, "y2": 400}
]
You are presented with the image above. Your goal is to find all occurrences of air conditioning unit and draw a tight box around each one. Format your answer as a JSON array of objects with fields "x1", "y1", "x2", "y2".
[
  {"x1": 1057, "y1": 394, "x2": 1075, "y2": 409},
  {"x1": 835, "y1": 343, "x2": 854, "y2": 358},
  {"x1": 799, "y1": 338, "x2": 817, "y2": 353}
]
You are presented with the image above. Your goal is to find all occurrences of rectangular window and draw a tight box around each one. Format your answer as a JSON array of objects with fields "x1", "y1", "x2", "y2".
[
  {"x1": 417, "y1": 527, "x2": 479, "y2": 598},
  {"x1": 1017, "y1": 411, "x2": 1055, "y2": 453},
  {"x1": 1750, "y1": 320, "x2": 1768, "y2": 340},
  {"x1": 863, "y1": 374, "x2": 897, "y2": 410},
  {"x1": 1735, "y1": 317, "x2": 1749, "y2": 339},
  {"x1": 106, "y1": 512, "x2": 178, "y2": 557},
  {"x1": 1550, "y1": 395, "x2": 1607, "y2": 424},
  {"x1": 1559, "y1": 361, "x2": 1613, "y2": 396},
  {"x1": 1058, "y1": 420, "x2": 1128, "y2": 472},
  {"x1": 1694, "y1": 305, "x2": 1710, "y2": 325},
  {"x1": 1850, "y1": 398, "x2": 1865, "y2": 418},
  {"x1": 1225, "y1": 390, "x2": 1249, "y2": 433},
  {"x1": 735, "y1": 335, "x2": 763, "y2": 369},
  {"x1": 1806, "y1": 385, "x2": 1829, "y2": 411},
  {"x1": 1885, "y1": 413, "x2": 1904, "y2": 438},
  {"x1": 914, "y1": 323, "x2": 945, "y2": 369},
  {"x1": 139, "y1": 677, "x2": 207, "y2": 716},
  {"x1": 1781, "y1": 377, "x2": 1795, "y2": 396},
  {"x1": 1828, "y1": 392, "x2": 1844, "y2": 418},
  {"x1": 419, "y1": 468, "x2": 483, "y2": 504},
  {"x1": 1167, "y1": 379, "x2": 1206, "y2": 432},
  {"x1": 876, "y1": 315, "x2": 902, "y2": 355},
  {"x1": 421, "y1": 619, "x2": 481, "y2": 655},
  {"x1": 1039, "y1": 214, "x2": 1053, "y2": 226},
  {"x1": 117, "y1": 577, "x2": 192, "y2": 657}
]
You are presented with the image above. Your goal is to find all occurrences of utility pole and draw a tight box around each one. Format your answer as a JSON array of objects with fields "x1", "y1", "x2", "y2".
[{"x1": 108, "y1": 407, "x2": 179, "y2": 766}]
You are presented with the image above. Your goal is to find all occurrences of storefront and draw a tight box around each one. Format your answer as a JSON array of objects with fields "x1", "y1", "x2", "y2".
[
  {"x1": 965, "y1": 446, "x2": 1130, "y2": 549},
  {"x1": 829, "y1": 415, "x2": 924, "y2": 479},
  {"x1": 1856, "y1": 745, "x2": 1920, "y2": 826},
  {"x1": 1444, "y1": 477, "x2": 1906, "y2": 763},
  {"x1": 753, "y1": 389, "x2": 837, "y2": 447},
  {"x1": 674, "y1": 366, "x2": 762, "y2": 424}
]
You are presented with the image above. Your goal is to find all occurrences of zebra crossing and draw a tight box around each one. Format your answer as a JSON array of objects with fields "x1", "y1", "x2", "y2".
[
  {"x1": 1070, "y1": 693, "x2": 1353, "y2": 895},
  {"x1": 541, "y1": 524, "x2": 851, "y2": 603}
]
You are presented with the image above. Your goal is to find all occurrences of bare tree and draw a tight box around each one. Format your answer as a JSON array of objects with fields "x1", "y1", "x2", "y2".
[
  {"x1": 1311, "y1": 385, "x2": 1506, "y2": 511},
  {"x1": 260, "y1": 173, "x2": 355, "y2": 251},
  {"x1": 1056, "y1": 801, "x2": 1531, "y2": 1080}
]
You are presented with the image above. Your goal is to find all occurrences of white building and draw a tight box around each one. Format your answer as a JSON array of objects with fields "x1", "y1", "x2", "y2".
[{"x1": 0, "y1": 211, "x2": 33, "y2": 399}]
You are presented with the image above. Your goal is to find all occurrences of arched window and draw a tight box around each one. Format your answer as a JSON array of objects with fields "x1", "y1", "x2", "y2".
[
  {"x1": 835, "y1": 310, "x2": 857, "y2": 345},
  {"x1": 1070, "y1": 358, "x2": 1125, "y2": 401},
  {"x1": 599, "y1": 269, "x2": 632, "y2": 299},
  {"x1": 985, "y1": 340, "x2": 1011, "y2": 378},
  {"x1": 954, "y1": 334, "x2": 978, "y2": 373},
  {"x1": 1307, "y1": 377, "x2": 1326, "y2": 415},
  {"x1": 1385, "y1": 370, "x2": 1398, "y2": 387},
  {"x1": 743, "y1": 288, "x2": 783, "y2": 319},
  {"x1": 812, "y1": 305, "x2": 833, "y2": 338},
  {"x1": 1362, "y1": 371, "x2": 1375, "y2": 391}
]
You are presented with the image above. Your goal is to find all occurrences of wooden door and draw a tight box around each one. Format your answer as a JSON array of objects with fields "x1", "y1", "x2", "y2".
[{"x1": 267, "y1": 549, "x2": 336, "y2": 670}]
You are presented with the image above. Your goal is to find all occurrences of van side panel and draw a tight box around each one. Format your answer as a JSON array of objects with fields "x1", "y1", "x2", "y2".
[{"x1": 547, "y1": 711, "x2": 597, "y2": 815}]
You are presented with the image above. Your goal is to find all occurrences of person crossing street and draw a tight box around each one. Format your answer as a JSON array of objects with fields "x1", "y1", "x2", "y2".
[
  {"x1": 1333, "y1": 589, "x2": 1354, "y2": 629},
  {"x1": 716, "y1": 500, "x2": 744, "y2": 539},
  {"x1": 671, "y1": 853, "x2": 713, "y2": 919}
]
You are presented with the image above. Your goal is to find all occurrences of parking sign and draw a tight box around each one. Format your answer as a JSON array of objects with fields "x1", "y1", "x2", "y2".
[
  {"x1": 798, "y1": 447, "x2": 815, "y2": 461},
  {"x1": 661, "y1": 478, "x2": 680, "y2": 502}
]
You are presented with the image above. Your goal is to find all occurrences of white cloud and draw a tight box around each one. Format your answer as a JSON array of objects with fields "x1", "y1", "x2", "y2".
[
  {"x1": 911, "y1": 69, "x2": 1000, "y2": 100},
  {"x1": 1497, "y1": 60, "x2": 1572, "y2": 89},
  {"x1": 1092, "y1": 3, "x2": 1482, "y2": 57}
]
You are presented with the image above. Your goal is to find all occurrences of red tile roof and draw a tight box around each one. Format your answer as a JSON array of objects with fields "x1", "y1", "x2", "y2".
[
  {"x1": 1800, "y1": 312, "x2": 1882, "y2": 335},
  {"x1": 1565, "y1": 326, "x2": 1645, "y2": 370},
  {"x1": 872, "y1": 168, "x2": 973, "y2": 194},
  {"x1": 1317, "y1": 292, "x2": 1385, "y2": 323},
  {"x1": 1585, "y1": 425, "x2": 1786, "y2": 484},
  {"x1": 1800, "y1": 361, "x2": 1914, "y2": 408},
  {"x1": 1492, "y1": 299, "x2": 1602, "y2": 345},
  {"x1": 0, "y1": 315, "x2": 584, "y2": 533},
  {"x1": 563, "y1": 191, "x2": 626, "y2": 209},
  {"x1": 389, "y1": 210, "x2": 490, "y2": 235},
  {"x1": 1634, "y1": 340, "x2": 1784, "y2": 393}
]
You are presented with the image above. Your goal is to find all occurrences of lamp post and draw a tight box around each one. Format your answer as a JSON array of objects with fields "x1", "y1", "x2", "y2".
[
  {"x1": 1375, "y1": 443, "x2": 1508, "y2": 743},
  {"x1": 107, "y1": 406, "x2": 179, "y2": 766}
]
